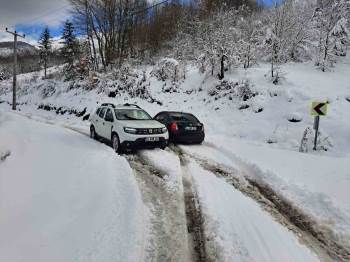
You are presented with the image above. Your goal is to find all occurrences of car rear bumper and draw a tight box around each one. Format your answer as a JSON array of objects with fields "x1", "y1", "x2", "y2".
[
  {"x1": 121, "y1": 137, "x2": 168, "y2": 150},
  {"x1": 170, "y1": 132, "x2": 205, "y2": 144}
]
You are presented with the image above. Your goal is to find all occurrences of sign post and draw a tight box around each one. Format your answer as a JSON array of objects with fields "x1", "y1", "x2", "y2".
[
  {"x1": 313, "y1": 116, "x2": 320, "y2": 150},
  {"x1": 311, "y1": 102, "x2": 328, "y2": 151}
]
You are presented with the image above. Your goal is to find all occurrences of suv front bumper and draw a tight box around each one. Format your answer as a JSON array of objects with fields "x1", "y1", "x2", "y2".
[{"x1": 121, "y1": 137, "x2": 168, "y2": 150}]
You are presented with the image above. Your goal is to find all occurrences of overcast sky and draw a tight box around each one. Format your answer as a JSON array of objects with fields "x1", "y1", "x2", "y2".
[{"x1": 0, "y1": 0, "x2": 274, "y2": 44}]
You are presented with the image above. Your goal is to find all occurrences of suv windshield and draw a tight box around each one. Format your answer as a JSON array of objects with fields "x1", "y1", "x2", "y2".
[{"x1": 114, "y1": 109, "x2": 152, "y2": 120}]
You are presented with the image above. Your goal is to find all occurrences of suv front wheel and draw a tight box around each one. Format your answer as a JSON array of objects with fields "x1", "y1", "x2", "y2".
[{"x1": 112, "y1": 133, "x2": 120, "y2": 153}]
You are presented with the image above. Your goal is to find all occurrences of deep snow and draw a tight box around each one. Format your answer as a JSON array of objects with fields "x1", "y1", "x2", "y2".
[{"x1": 0, "y1": 111, "x2": 147, "y2": 262}]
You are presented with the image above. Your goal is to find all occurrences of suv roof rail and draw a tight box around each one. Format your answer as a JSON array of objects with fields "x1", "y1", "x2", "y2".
[
  {"x1": 101, "y1": 103, "x2": 116, "y2": 108},
  {"x1": 122, "y1": 103, "x2": 141, "y2": 109}
]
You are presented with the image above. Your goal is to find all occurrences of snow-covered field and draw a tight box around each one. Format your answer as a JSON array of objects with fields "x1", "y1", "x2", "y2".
[{"x1": 1, "y1": 57, "x2": 350, "y2": 261}]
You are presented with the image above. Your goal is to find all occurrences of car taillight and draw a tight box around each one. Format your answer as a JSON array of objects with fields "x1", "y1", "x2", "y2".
[{"x1": 170, "y1": 122, "x2": 178, "y2": 133}]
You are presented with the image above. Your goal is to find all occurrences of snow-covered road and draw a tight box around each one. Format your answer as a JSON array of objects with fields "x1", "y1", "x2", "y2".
[
  {"x1": 183, "y1": 160, "x2": 320, "y2": 262},
  {"x1": 134, "y1": 146, "x2": 328, "y2": 261},
  {"x1": 2, "y1": 110, "x2": 348, "y2": 262},
  {"x1": 179, "y1": 141, "x2": 350, "y2": 260}
]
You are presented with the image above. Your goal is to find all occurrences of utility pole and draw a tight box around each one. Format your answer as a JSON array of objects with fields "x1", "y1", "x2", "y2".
[{"x1": 5, "y1": 28, "x2": 25, "y2": 111}]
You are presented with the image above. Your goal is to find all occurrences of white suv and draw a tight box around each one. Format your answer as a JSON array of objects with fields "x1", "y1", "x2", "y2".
[{"x1": 90, "y1": 103, "x2": 169, "y2": 153}]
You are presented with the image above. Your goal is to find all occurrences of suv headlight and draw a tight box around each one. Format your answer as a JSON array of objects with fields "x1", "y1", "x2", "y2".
[
  {"x1": 124, "y1": 127, "x2": 137, "y2": 134},
  {"x1": 162, "y1": 127, "x2": 168, "y2": 133}
]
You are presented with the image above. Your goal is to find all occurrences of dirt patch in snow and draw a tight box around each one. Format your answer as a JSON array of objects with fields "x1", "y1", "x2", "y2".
[{"x1": 0, "y1": 150, "x2": 10, "y2": 162}]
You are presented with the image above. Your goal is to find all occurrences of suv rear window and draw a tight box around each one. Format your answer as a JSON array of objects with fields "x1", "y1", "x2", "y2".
[
  {"x1": 169, "y1": 113, "x2": 199, "y2": 122},
  {"x1": 114, "y1": 109, "x2": 152, "y2": 120}
]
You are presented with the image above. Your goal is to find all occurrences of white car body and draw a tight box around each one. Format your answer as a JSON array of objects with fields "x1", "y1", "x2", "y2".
[{"x1": 90, "y1": 103, "x2": 169, "y2": 151}]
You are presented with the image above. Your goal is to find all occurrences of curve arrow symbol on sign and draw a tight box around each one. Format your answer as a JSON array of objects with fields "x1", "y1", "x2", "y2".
[{"x1": 314, "y1": 103, "x2": 326, "y2": 115}]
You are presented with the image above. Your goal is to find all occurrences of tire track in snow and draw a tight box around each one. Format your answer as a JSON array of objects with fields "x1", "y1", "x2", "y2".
[
  {"x1": 175, "y1": 145, "x2": 350, "y2": 262},
  {"x1": 126, "y1": 151, "x2": 211, "y2": 262},
  {"x1": 125, "y1": 154, "x2": 192, "y2": 262},
  {"x1": 180, "y1": 156, "x2": 209, "y2": 262}
]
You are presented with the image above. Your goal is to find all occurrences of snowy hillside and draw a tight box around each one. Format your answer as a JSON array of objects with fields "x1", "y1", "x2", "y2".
[
  {"x1": 1, "y1": 57, "x2": 350, "y2": 156},
  {"x1": 1, "y1": 56, "x2": 350, "y2": 260},
  {"x1": 0, "y1": 41, "x2": 37, "y2": 58}
]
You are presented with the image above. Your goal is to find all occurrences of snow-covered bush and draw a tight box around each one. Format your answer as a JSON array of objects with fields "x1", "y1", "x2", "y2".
[
  {"x1": 287, "y1": 112, "x2": 303, "y2": 123},
  {"x1": 208, "y1": 79, "x2": 258, "y2": 101},
  {"x1": 0, "y1": 150, "x2": 11, "y2": 162},
  {"x1": 299, "y1": 127, "x2": 333, "y2": 153},
  {"x1": 112, "y1": 63, "x2": 137, "y2": 81},
  {"x1": 87, "y1": 65, "x2": 156, "y2": 101},
  {"x1": 75, "y1": 57, "x2": 90, "y2": 79},
  {"x1": 151, "y1": 58, "x2": 184, "y2": 82},
  {"x1": 162, "y1": 82, "x2": 180, "y2": 93},
  {"x1": 41, "y1": 80, "x2": 57, "y2": 98},
  {"x1": 0, "y1": 70, "x2": 10, "y2": 81}
]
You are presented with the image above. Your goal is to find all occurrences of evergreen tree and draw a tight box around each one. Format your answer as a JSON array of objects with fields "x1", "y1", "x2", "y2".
[
  {"x1": 38, "y1": 26, "x2": 52, "y2": 78},
  {"x1": 61, "y1": 20, "x2": 79, "y2": 80}
]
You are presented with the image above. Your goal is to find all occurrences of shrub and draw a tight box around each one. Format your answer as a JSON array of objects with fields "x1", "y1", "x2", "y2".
[
  {"x1": 299, "y1": 127, "x2": 333, "y2": 153},
  {"x1": 151, "y1": 58, "x2": 184, "y2": 82},
  {"x1": 208, "y1": 80, "x2": 258, "y2": 101}
]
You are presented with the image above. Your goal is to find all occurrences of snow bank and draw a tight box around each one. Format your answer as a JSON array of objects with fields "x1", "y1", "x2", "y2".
[{"x1": 0, "y1": 111, "x2": 147, "y2": 262}]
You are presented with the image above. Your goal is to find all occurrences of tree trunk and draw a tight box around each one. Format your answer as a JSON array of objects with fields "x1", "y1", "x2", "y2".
[
  {"x1": 219, "y1": 55, "x2": 225, "y2": 79},
  {"x1": 247, "y1": 44, "x2": 251, "y2": 68},
  {"x1": 322, "y1": 32, "x2": 330, "y2": 72},
  {"x1": 44, "y1": 57, "x2": 47, "y2": 79}
]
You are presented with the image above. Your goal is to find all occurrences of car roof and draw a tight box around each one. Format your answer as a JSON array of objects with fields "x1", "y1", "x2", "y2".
[
  {"x1": 99, "y1": 103, "x2": 142, "y2": 110},
  {"x1": 158, "y1": 111, "x2": 194, "y2": 115}
]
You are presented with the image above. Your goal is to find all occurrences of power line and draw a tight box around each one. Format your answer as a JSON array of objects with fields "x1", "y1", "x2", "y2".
[
  {"x1": 130, "y1": 0, "x2": 170, "y2": 16},
  {"x1": 15, "y1": 4, "x2": 71, "y2": 26}
]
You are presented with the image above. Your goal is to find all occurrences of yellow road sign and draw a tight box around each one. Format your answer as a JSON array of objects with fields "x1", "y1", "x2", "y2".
[{"x1": 311, "y1": 102, "x2": 328, "y2": 116}]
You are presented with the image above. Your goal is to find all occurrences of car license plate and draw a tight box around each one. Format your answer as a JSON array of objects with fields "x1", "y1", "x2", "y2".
[
  {"x1": 185, "y1": 126, "x2": 197, "y2": 131},
  {"x1": 145, "y1": 137, "x2": 159, "y2": 142}
]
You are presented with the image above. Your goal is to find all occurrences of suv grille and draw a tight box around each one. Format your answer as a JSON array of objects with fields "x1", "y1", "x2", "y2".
[{"x1": 136, "y1": 128, "x2": 164, "y2": 135}]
